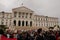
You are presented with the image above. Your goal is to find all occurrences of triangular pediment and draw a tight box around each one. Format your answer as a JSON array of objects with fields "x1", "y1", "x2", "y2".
[{"x1": 12, "y1": 6, "x2": 34, "y2": 12}]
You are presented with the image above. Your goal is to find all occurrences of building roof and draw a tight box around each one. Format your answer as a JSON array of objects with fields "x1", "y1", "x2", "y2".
[
  {"x1": 35, "y1": 15, "x2": 58, "y2": 19},
  {"x1": 0, "y1": 11, "x2": 11, "y2": 14}
]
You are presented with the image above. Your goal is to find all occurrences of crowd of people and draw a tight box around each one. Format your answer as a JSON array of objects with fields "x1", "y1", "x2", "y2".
[{"x1": 0, "y1": 28, "x2": 60, "y2": 40}]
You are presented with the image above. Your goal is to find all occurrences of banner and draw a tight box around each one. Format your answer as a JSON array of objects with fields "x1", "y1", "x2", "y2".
[{"x1": 1, "y1": 35, "x2": 17, "y2": 40}]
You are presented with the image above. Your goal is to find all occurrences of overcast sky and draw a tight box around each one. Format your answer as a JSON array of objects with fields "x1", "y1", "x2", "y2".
[{"x1": 0, "y1": 0, "x2": 60, "y2": 22}]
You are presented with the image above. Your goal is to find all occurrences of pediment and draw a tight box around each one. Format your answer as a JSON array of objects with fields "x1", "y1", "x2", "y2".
[{"x1": 12, "y1": 6, "x2": 34, "y2": 12}]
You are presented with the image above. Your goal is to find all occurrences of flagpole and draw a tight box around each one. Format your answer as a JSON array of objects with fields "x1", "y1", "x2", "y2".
[{"x1": 21, "y1": 0, "x2": 24, "y2": 6}]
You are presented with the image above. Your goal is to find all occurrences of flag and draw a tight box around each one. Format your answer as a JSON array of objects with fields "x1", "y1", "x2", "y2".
[
  {"x1": 8, "y1": 38, "x2": 17, "y2": 40},
  {"x1": 1, "y1": 35, "x2": 8, "y2": 40},
  {"x1": 1, "y1": 35, "x2": 17, "y2": 40}
]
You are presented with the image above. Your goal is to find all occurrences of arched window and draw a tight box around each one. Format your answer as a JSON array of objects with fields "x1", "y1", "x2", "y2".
[
  {"x1": 18, "y1": 21, "x2": 21, "y2": 26},
  {"x1": 26, "y1": 21, "x2": 28, "y2": 26},
  {"x1": 22, "y1": 21, "x2": 24, "y2": 26},
  {"x1": 13, "y1": 20, "x2": 16, "y2": 26},
  {"x1": 30, "y1": 21, "x2": 32, "y2": 26}
]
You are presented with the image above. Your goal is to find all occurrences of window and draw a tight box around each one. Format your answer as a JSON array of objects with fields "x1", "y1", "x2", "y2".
[
  {"x1": 19, "y1": 12, "x2": 21, "y2": 17},
  {"x1": 19, "y1": 16, "x2": 20, "y2": 17},
  {"x1": 30, "y1": 13, "x2": 32, "y2": 15},
  {"x1": 22, "y1": 12, "x2": 24, "y2": 15},
  {"x1": 36, "y1": 24, "x2": 37, "y2": 26},
  {"x1": 19, "y1": 12, "x2": 21, "y2": 14},
  {"x1": 9, "y1": 20, "x2": 11, "y2": 26},
  {"x1": 2, "y1": 19, "x2": 4, "y2": 21},
  {"x1": 1, "y1": 22, "x2": 4, "y2": 25},
  {"x1": 7, "y1": 14, "x2": 8, "y2": 18},
  {"x1": 6, "y1": 20, "x2": 7, "y2": 25},
  {"x1": 41, "y1": 18, "x2": 42, "y2": 21},
  {"x1": 2, "y1": 14, "x2": 4, "y2": 18},
  {"x1": 1, "y1": 19, "x2": 4, "y2": 25},
  {"x1": 26, "y1": 13, "x2": 28, "y2": 15},
  {"x1": 26, "y1": 13, "x2": 28, "y2": 18},
  {"x1": 38, "y1": 18, "x2": 40, "y2": 21},
  {"x1": 6, "y1": 22, "x2": 7, "y2": 25},
  {"x1": 14, "y1": 12, "x2": 17, "y2": 17},
  {"x1": 44, "y1": 23, "x2": 45, "y2": 26},
  {"x1": 36, "y1": 17, "x2": 37, "y2": 20},
  {"x1": 42, "y1": 24, "x2": 43, "y2": 26},
  {"x1": 30, "y1": 13, "x2": 32, "y2": 18},
  {"x1": 2, "y1": 11, "x2": 4, "y2": 18},
  {"x1": 22, "y1": 16, "x2": 24, "y2": 18},
  {"x1": 30, "y1": 16, "x2": 31, "y2": 18},
  {"x1": 25, "y1": 16, "x2": 27, "y2": 18},
  {"x1": 22, "y1": 12, "x2": 25, "y2": 18},
  {"x1": 30, "y1": 16, "x2": 32, "y2": 18}
]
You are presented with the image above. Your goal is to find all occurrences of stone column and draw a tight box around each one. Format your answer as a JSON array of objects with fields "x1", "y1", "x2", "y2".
[
  {"x1": 17, "y1": 12, "x2": 18, "y2": 18},
  {"x1": 28, "y1": 21, "x2": 29, "y2": 27},
  {"x1": 16, "y1": 20, "x2": 18, "y2": 26},
  {"x1": 21, "y1": 20, "x2": 22, "y2": 27},
  {"x1": 24, "y1": 21, "x2": 26, "y2": 27},
  {"x1": 11, "y1": 20, "x2": 14, "y2": 27}
]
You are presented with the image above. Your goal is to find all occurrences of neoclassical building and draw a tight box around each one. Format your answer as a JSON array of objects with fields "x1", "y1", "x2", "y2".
[{"x1": 0, "y1": 6, "x2": 59, "y2": 29}]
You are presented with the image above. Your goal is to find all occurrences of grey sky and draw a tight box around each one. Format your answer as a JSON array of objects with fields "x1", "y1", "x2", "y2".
[{"x1": 0, "y1": 0, "x2": 60, "y2": 22}]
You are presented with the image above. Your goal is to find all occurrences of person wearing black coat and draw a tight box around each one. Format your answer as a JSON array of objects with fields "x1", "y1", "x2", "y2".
[
  {"x1": 36, "y1": 28, "x2": 44, "y2": 40},
  {"x1": 17, "y1": 33, "x2": 23, "y2": 40}
]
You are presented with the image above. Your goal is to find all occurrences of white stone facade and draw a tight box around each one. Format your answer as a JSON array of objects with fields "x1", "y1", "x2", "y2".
[{"x1": 0, "y1": 6, "x2": 59, "y2": 28}]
